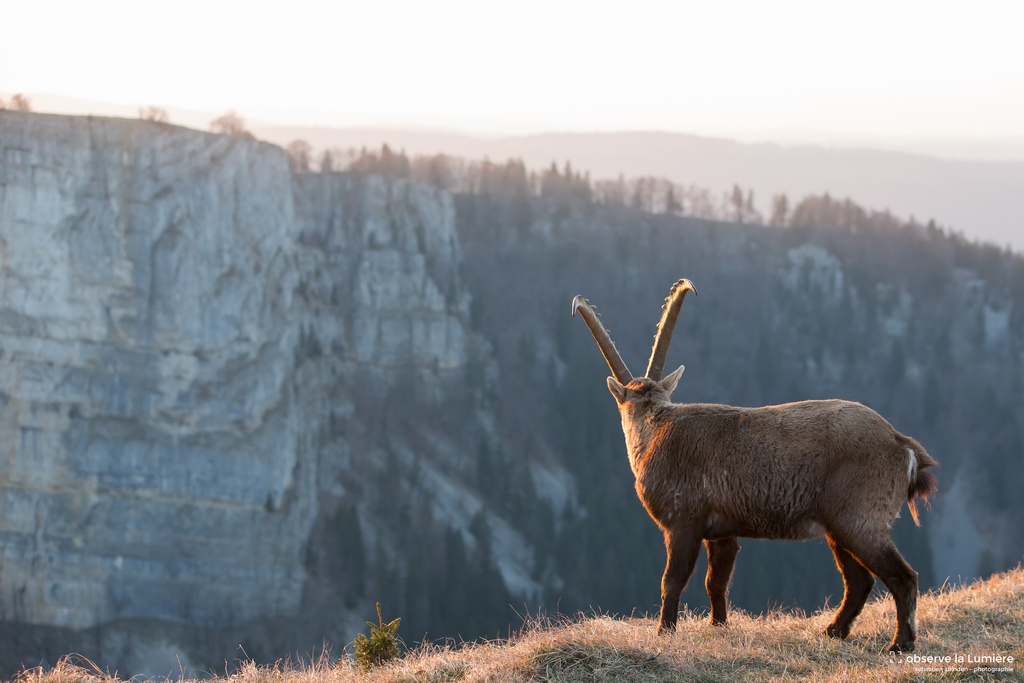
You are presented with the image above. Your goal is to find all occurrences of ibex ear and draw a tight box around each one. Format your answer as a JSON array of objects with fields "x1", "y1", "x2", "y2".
[
  {"x1": 607, "y1": 376, "x2": 627, "y2": 404},
  {"x1": 659, "y1": 365, "x2": 685, "y2": 395}
]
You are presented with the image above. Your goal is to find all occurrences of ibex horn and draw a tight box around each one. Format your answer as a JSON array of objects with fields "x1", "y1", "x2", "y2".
[
  {"x1": 571, "y1": 295, "x2": 634, "y2": 385},
  {"x1": 645, "y1": 278, "x2": 697, "y2": 381}
]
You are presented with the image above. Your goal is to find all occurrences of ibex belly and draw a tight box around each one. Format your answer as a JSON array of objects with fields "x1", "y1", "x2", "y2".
[
  {"x1": 638, "y1": 475, "x2": 827, "y2": 541},
  {"x1": 703, "y1": 510, "x2": 826, "y2": 541},
  {"x1": 645, "y1": 449, "x2": 827, "y2": 537}
]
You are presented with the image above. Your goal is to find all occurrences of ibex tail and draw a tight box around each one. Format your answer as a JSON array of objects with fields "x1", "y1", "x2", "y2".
[{"x1": 898, "y1": 434, "x2": 939, "y2": 526}]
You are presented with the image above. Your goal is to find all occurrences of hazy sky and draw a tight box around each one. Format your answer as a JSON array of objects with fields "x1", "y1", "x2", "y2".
[{"x1": 4, "y1": 0, "x2": 1023, "y2": 141}]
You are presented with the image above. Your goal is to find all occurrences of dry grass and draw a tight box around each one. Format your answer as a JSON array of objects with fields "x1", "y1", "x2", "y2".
[{"x1": 12, "y1": 569, "x2": 1024, "y2": 683}]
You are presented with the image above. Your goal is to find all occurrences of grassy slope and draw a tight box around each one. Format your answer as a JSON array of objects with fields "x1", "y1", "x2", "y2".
[{"x1": 13, "y1": 569, "x2": 1024, "y2": 683}]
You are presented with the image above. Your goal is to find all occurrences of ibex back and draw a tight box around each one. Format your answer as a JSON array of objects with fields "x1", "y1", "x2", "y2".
[{"x1": 571, "y1": 278, "x2": 938, "y2": 653}]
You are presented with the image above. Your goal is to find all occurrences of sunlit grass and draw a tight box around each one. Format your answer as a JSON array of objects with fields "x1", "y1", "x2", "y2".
[{"x1": 12, "y1": 568, "x2": 1024, "y2": 683}]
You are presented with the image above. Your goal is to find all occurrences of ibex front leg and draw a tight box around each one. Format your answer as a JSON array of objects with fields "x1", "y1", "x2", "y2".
[
  {"x1": 658, "y1": 529, "x2": 702, "y2": 634},
  {"x1": 705, "y1": 537, "x2": 740, "y2": 625}
]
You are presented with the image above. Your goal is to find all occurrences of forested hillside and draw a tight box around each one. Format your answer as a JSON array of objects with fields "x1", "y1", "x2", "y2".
[
  {"x1": 344, "y1": 146, "x2": 1024, "y2": 640},
  {"x1": 449, "y1": 178, "x2": 1023, "y2": 626}
]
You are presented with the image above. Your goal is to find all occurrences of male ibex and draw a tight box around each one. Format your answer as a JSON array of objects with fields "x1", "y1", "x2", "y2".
[{"x1": 572, "y1": 278, "x2": 937, "y2": 653}]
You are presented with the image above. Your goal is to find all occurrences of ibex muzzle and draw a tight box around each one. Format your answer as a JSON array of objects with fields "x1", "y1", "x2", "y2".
[{"x1": 572, "y1": 277, "x2": 937, "y2": 654}]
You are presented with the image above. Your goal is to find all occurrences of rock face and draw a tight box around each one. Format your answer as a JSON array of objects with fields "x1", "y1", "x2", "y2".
[
  {"x1": 0, "y1": 113, "x2": 523, "y2": 673},
  {"x1": 1, "y1": 112, "x2": 306, "y2": 630}
]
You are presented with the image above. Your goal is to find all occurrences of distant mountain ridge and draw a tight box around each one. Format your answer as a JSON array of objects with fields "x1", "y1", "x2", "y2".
[
  {"x1": 15, "y1": 94, "x2": 1024, "y2": 250},
  {"x1": 255, "y1": 126, "x2": 1024, "y2": 252}
]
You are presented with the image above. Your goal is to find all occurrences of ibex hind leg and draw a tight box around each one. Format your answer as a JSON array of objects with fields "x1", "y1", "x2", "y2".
[
  {"x1": 658, "y1": 531, "x2": 702, "y2": 634},
  {"x1": 824, "y1": 536, "x2": 874, "y2": 639},
  {"x1": 843, "y1": 537, "x2": 919, "y2": 653},
  {"x1": 705, "y1": 537, "x2": 739, "y2": 626}
]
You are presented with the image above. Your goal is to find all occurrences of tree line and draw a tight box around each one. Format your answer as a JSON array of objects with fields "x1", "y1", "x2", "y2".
[
  {"x1": 0, "y1": 93, "x2": 32, "y2": 111},
  {"x1": 282, "y1": 140, "x2": 957, "y2": 235}
]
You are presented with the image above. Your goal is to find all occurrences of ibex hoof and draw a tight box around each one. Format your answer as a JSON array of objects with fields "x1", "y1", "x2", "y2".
[
  {"x1": 889, "y1": 641, "x2": 915, "y2": 654},
  {"x1": 824, "y1": 624, "x2": 849, "y2": 640}
]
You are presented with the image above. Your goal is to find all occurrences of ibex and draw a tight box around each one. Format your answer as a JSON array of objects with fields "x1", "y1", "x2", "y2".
[{"x1": 571, "y1": 278, "x2": 938, "y2": 653}]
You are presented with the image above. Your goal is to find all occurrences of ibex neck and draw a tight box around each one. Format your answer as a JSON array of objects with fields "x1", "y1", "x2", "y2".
[{"x1": 621, "y1": 405, "x2": 671, "y2": 478}]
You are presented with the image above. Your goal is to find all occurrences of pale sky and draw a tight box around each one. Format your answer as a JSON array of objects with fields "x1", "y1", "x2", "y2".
[{"x1": 3, "y1": 0, "x2": 1024, "y2": 142}]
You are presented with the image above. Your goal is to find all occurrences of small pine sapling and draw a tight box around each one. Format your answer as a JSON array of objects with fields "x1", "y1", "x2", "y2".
[{"x1": 353, "y1": 602, "x2": 402, "y2": 670}]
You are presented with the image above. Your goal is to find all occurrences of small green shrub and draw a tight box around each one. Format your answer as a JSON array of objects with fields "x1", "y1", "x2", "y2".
[{"x1": 353, "y1": 602, "x2": 402, "y2": 670}]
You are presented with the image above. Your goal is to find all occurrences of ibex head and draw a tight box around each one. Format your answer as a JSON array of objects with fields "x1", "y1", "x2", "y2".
[{"x1": 571, "y1": 278, "x2": 697, "y2": 406}]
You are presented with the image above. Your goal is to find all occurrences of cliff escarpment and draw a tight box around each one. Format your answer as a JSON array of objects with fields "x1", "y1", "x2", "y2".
[{"x1": 0, "y1": 112, "x2": 555, "y2": 675}]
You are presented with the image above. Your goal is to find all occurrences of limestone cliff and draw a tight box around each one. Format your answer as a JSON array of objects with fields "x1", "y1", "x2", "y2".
[{"x1": 0, "y1": 112, "x2": 551, "y2": 675}]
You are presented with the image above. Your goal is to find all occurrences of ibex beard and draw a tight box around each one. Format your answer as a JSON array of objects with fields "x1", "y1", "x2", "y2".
[{"x1": 572, "y1": 278, "x2": 938, "y2": 654}]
